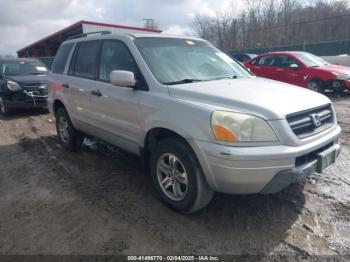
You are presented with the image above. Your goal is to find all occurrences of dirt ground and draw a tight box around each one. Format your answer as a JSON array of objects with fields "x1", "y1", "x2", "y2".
[{"x1": 0, "y1": 94, "x2": 349, "y2": 257}]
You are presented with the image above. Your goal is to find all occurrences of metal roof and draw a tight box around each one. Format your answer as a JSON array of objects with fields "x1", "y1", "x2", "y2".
[{"x1": 17, "y1": 20, "x2": 162, "y2": 53}]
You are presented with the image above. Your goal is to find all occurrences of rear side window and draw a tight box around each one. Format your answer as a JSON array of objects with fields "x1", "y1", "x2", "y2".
[
  {"x1": 70, "y1": 41, "x2": 100, "y2": 79},
  {"x1": 52, "y1": 43, "x2": 73, "y2": 74}
]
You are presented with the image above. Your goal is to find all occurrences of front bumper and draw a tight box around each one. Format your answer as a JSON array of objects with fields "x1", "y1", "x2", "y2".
[
  {"x1": 5, "y1": 91, "x2": 47, "y2": 109},
  {"x1": 261, "y1": 143, "x2": 340, "y2": 193},
  {"x1": 328, "y1": 79, "x2": 350, "y2": 91},
  {"x1": 191, "y1": 125, "x2": 341, "y2": 194}
]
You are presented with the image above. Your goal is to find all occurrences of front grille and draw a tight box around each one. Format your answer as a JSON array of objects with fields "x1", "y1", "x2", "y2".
[
  {"x1": 22, "y1": 84, "x2": 48, "y2": 95},
  {"x1": 287, "y1": 104, "x2": 334, "y2": 139}
]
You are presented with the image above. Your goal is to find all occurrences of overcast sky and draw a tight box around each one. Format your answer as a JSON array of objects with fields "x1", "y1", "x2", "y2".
[{"x1": 0, "y1": 0, "x2": 242, "y2": 55}]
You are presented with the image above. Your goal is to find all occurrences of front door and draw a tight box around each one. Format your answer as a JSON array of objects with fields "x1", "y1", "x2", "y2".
[
  {"x1": 89, "y1": 40, "x2": 144, "y2": 154},
  {"x1": 250, "y1": 55, "x2": 277, "y2": 80},
  {"x1": 271, "y1": 55, "x2": 305, "y2": 86}
]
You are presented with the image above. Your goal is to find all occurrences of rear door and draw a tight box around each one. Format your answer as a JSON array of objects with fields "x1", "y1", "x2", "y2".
[
  {"x1": 49, "y1": 43, "x2": 75, "y2": 112},
  {"x1": 64, "y1": 40, "x2": 101, "y2": 128}
]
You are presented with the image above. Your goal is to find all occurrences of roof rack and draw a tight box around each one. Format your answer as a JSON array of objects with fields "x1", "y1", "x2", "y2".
[{"x1": 66, "y1": 30, "x2": 112, "y2": 40}]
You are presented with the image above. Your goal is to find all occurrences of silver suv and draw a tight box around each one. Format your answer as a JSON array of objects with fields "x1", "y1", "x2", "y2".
[{"x1": 48, "y1": 32, "x2": 341, "y2": 213}]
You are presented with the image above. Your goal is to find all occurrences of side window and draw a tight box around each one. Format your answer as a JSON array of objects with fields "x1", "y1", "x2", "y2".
[
  {"x1": 274, "y1": 56, "x2": 297, "y2": 67},
  {"x1": 51, "y1": 43, "x2": 73, "y2": 74},
  {"x1": 99, "y1": 41, "x2": 137, "y2": 82},
  {"x1": 257, "y1": 55, "x2": 275, "y2": 66},
  {"x1": 71, "y1": 41, "x2": 100, "y2": 79}
]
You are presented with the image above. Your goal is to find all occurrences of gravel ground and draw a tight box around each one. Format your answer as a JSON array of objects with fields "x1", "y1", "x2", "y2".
[{"x1": 0, "y1": 94, "x2": 349, "y2": 257}]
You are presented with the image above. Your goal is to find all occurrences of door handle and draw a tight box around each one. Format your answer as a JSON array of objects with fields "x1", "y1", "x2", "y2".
[
  {"x1": 62, "y1": 83, "x2": 69, "y2": 88},
  {"x1": 91, "y1": 89, "x2": 102, "y2": 97}
]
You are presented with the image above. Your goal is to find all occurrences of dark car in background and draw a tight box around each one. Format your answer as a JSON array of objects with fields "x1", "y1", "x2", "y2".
[
  {"x1": 230, "y1": 53, "x2": 257, "y2": 62},
  {"x1": 0, "y1": 58, "x2": 48, "y2": 115}
]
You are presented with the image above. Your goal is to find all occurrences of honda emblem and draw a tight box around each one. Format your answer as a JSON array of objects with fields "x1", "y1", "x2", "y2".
[{"x1": 310, "y1": 113, "x2": 322, "y2": 127}]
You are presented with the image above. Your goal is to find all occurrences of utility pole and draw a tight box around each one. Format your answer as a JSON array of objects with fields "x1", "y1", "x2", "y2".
[{"x1": 143, "y1": 19, "x2": 157, "y2": 29}]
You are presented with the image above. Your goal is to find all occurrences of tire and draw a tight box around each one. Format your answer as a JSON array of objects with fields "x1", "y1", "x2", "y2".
[
  {"x1": 150, "y1": 138, "x2": 214, "y2": 213},
  {"x1": 307, "y1": 80, "x2": 324, "y2": 93},
  {"x1": 55, "y1": 107, "x2": 83, "y2": 151},
  {"x1": 0, "y1": 96, "x2": 9, "y2": 116}
]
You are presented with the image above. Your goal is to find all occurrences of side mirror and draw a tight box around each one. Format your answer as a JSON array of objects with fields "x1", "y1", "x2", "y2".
[
  {"x1": 110, "y1": 70, "x2": 136, "y2": 87},
  {"x1": 289, "y1": 63, "x2": 299, "y2": 69}
]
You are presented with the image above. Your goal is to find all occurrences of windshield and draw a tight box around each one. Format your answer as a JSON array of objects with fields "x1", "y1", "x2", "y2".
[
  {"x1": 135, "y1": 38, "x2": 252, "y2": 85},
  {"x1": 1, "y1": 61, "x2": 48, "y2": 76},
  {"x1": 294, "y1": 52, "x2": 329, "y2": 67}
]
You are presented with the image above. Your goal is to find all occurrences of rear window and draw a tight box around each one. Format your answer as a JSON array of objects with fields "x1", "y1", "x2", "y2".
[
  {"x1": 70, "y1": 41, "x2": 100, "y2": 79},
  {"x1": 52, "y1": 43, "x2": 74, "y2": 74}
]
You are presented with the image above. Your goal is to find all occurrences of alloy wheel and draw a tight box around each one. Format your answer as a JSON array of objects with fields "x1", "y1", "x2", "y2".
[
  {"x1": 157, "y1": 153, "x2": 189, "y2": 201},
  {"x1": 58, "y1": 116, "x2": 70, "y2": 143},
  {"x1": 307, "y1": 81, "x2": 320, "y2": 92}
]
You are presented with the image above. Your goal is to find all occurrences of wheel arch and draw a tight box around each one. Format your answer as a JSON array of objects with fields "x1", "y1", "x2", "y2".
[
  {"x1": 307, "y1": 78, "x2": 324, "y2": 84},
  {"x1": 52, "y1": 99, "x2": 66, "y2": 115},
  {"x1": 142, "y1": 127, "x2": 195, "y2": 172},
  {"x1": 144, "y1": 127, "x2": 190, "y2": 154},
  {"x1": 306, "y1": 78, "x2": 326, "y2": 92},
  {"x1": 141, "y1": 126, "x2": 215, "y2": 190}
]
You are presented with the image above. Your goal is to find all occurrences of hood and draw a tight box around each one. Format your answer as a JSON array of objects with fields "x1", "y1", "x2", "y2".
[
  {"x1": 4, "y1": 74, "x2": 47, "y2": 86},
  {"x1": 168, "y1": 77, "x2": 331, "y2": 120},
  {"x1": 315, "y1": 64, "x2": 350, "y2": 74}
]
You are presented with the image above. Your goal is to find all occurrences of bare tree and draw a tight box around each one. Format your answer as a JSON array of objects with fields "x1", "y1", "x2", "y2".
[{"x1": 191, "y1": 0, "x2": 350, "y2": 51}]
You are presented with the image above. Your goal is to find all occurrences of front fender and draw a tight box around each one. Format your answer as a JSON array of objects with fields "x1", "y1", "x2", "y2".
[{"x1": 139, "y1": 94, "x2": 215, "y2": 146}]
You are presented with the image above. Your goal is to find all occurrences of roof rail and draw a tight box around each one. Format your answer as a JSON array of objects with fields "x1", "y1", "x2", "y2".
[{"x1": 66, "y1": 30, "x2": 112, "y2": 40}]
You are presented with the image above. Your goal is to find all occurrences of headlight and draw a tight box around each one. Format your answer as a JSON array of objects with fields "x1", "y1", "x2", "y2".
[
  {"x1": 333, "y1": 72, "x2": 350, "y2": 80},
  {"x1": 6, "y1": 80, "x2": 22, "y2": 91},
  {"x1": 211, "y1": 111, "x2": 278, "y2": 142}
]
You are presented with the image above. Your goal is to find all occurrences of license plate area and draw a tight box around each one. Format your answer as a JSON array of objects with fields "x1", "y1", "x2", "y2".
[{"x1": 316, "y1": 144, "x2": 340, "y2": 173}]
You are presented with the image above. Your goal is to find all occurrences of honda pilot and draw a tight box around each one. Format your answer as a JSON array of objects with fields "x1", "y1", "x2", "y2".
[{"x1": 48, "y1": 32, "x2": 341, "y2": 213}]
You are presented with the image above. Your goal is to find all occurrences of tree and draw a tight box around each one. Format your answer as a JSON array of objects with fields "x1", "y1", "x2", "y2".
[{"x1": 191, "y1": 0, "x2": 350, "y2": 51}]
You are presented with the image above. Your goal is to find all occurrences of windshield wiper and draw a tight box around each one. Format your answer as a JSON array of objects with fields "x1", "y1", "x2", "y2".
[
  {"x1": 164, "y1": 79, "x2": 203, "y2": 85},
  {"x1": 211, "y1": 75, "x2": 239, "y2": 80}
]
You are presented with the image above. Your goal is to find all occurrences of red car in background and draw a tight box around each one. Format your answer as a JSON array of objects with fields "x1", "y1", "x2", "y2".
[{"x1": 244, "y1": 51, "x2": 350, "y2": 93}]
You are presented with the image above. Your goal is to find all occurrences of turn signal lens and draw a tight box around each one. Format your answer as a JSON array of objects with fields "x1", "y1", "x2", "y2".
[{"x1": 212, "y1": 124, "x2": 237, "y2": 142}]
